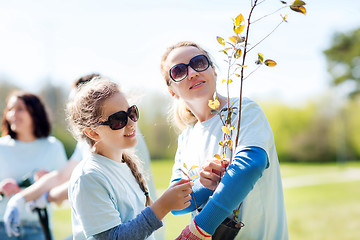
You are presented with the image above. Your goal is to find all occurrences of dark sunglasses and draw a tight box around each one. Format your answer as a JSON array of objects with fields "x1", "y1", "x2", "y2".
[
  {"x1": 99, "y1": 105, "x2": 139, "y2": 130},
  {"x1": 168, "y1": 54, "x2": 210, "y2": 85}
]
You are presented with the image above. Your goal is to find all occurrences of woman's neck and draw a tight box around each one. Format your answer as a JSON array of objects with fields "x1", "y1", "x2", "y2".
[
  {"x1": 16, "y1": 132, "x2": 37, "y2": 142},
  {"x1": 186, "y1": 94, "x2": 227, "y2": 122}
]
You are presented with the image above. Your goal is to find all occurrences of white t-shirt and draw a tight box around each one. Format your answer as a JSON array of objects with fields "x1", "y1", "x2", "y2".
[
  {"x1": 70, "y1": 130, "x2": 156, "y2": 200},
  {"x1": 0, "y1": 135, "x2": 67, "y2": 222},
  {"x1": 170, "y1": 97, "x2": 288, "y2": 240},
  {"x1": 69, "y1": 153, "x2": 156, "y2": 240}
]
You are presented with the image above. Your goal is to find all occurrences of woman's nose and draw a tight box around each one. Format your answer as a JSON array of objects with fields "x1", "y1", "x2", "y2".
[{"x1": 187, "y1": 66, "x2": 199, "y2": 80}]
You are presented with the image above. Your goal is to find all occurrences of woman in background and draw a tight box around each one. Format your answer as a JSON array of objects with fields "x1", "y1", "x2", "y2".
[{"x1": 0, "y1": 91, "x2": 67, "y2": 239}]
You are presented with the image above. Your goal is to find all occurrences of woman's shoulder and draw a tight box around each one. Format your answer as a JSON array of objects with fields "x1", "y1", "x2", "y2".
[{"x1": 0, "y1": 135, "x2": 12, "y2": 145}]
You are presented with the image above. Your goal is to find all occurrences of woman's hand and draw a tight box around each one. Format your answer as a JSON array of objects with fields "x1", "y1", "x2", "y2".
[
  {"x1": 150, "y1": 179, "x2": 194, "y2": 220},
  {"x1": 33, "y1": 169, "x2": 49, "y2": 181},
  {"x1": 0, "y1": 178, "x2": 20, "y2": 197},
  {"x1": 200, "y1": 159, "x2": 227, "y2": 191}
]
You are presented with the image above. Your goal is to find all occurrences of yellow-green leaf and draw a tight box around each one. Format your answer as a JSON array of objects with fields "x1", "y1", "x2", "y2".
[
  {"x1": 258, "y1": 53, "x2": 264, "y2": 63},
  {"x1": 217, "y1": 36, "x2": 225, "y2": 46},
  {"x1": 189, "y1": 165, "x2": 199, "y2": 171},
  {"x1": 264, "y1": 59, "x2": 277, "y2": 67},
  {"x1": 183, "y1": 163, "x2": 188, "y2": 169},
  {"x1": 234, "y1": 13, "x2": 244, "y2": 27},
  {"x1": 292, "y1": 0, "x2": 306, "y2": 6},
  {"x1": 222, "y1": 126, "x2": 230, "y2": 134},
  {"x1": 222, "y1": 79, "x2": 226, "y2": 83},
  {"x1": 208, "y1": 99, "x2": 220, "y2": 110},
  {"x1": 219, "y1": 141, "x2": 224, "y2": 146},
  {"x1": 281, "y1": 14, "x2": 288, "y2": 22},
  {"x1": 227, "y1": 79, "x2": 233, "y2": 83},
  {"x1": 234, "y1": 25, "x2": 245, "y2": 35},
  {"x1": 290, "y1": 5, "x2": 306, "y2": 15},
  {"x1": 190, "y1": 174, "x2": 199, "y2": 180},
  {"x1": 226, "y1": 140, "x2": 233, "y2": 149},
  {"x1": 234, "y1": 48, "x2": 242, "y2": 59},
  {"x1": 229, "y1": 36, "x2": 240, "y2": 44}
]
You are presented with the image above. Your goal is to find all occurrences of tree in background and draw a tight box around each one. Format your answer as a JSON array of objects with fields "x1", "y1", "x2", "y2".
[{"x1": 324, "y1": 27, "x2": 360, "y2": 97}]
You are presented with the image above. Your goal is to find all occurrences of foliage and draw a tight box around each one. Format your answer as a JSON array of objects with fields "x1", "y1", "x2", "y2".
[
  {"x1": 323, "y1": 28, "x2": 360, "y2": 97},
  {"x1": 208, "y1": 0, "x2": 307, "y2": 228}
]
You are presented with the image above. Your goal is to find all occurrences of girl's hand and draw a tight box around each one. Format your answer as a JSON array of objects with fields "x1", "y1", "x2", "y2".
[
  {"x1": 200, "y1": 159, "x2": 227, "y2": 191},
  {"x1": 0, "y1": 178, "x2": 20, "y2": 197},
  {"x1": 150, "y1": 179, "x2": 194, "y2": 220}
]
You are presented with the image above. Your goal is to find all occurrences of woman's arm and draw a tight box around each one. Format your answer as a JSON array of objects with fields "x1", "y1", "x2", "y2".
[{"x1": 194, "y1": 146, "x2": 268, "y2": 235}]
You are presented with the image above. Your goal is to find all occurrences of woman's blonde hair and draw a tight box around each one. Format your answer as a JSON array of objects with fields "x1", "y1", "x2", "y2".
[
  {"x1": 160, "y1": 41, "x2": 215, "y2": 130},
  {"x1": 66, "y1": 77, "x2": 152, "y2": 206}
]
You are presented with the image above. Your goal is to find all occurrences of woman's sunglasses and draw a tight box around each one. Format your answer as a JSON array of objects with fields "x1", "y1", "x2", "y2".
[
  {"x1": 168, "y1": 54, "x2": 210, "y2": 85},
  {"x1": 99, "y1": 105, "x2": 139, "y2": 130}
]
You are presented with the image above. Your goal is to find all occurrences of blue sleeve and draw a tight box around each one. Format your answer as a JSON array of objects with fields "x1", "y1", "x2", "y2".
[
  {"x1": 92, "y1": 207, "x2": 163, "y2": 240},
  {"x1": 171, "y1": 178, "x2": 214, "y2": 215},
  {"x1": 194, "y1": 146, "x2": 268, "y2": 235}
]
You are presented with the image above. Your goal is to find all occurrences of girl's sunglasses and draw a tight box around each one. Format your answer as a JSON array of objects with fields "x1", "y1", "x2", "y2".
[
  {"x1": 99, "y1": 105, "x2": 139, "y2": 130},
  {"x1": 168, "y1": 54, "x2": 210, "y2": 85}
]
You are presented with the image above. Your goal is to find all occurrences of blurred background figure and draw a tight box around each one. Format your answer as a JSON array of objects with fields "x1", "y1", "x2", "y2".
[{"x1": 0, "y1": 91, "x2": 67, "y2": 239}]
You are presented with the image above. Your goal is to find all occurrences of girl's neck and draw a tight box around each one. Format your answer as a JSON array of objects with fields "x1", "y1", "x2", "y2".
[
  {"x1": 186, "y1": 94, "x2": 227, "y2": 122},
  {"x1": 94, "y1": 143, "x2": 124, "y2": 163}
]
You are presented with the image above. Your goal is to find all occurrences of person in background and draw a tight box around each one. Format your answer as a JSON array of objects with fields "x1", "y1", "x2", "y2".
[
  {"x1": 67, "y1": 77, "x2": 193, "y2": 239},
  {"x1": 3, "y1": 74, "x2": 163, "y2": 239},
  {"x1": 161, "y1": 41, "x2": 288, "y2": 240},
  {"x1": 0, "y1": 91, "x2": 67, "y2": 239}
]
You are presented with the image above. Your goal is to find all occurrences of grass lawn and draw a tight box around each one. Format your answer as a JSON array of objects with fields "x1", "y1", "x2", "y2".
[{"x1": 53, "y1": 160, "x2": 360, "y2": 239}]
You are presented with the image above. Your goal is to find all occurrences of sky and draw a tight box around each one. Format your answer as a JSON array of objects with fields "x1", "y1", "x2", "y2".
[{"x1": 0, "y1": 0, "x2": 359, "y2": 106}]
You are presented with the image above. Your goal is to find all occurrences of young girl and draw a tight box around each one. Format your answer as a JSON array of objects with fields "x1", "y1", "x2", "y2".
[
  {"x1": 161, "y1": 41, "x2": 288, "y2": 240},
  {"x1": 66, "y1": 77, "x2": 194, "y2": 239}
]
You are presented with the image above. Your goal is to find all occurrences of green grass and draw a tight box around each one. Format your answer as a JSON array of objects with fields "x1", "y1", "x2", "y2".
[{"x1": 53, "y1": 160, "x2": 360, "y2": 240}]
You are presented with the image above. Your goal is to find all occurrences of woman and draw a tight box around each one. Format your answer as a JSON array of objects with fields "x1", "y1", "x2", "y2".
[
  {"x1": 161, "y1": 41, "x2": 288, "y2": 240},
  {"x1": 0, "y1": 91, "x2": 67, "y2": 239},
  {"x1": 66, "y1": 77, "x2": 193, "y2": 239}
]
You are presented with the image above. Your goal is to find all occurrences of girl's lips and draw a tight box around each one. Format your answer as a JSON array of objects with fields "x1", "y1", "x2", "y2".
[
  {"x1": 189, "y1": 81, "x2": 205, "y2": 89},
  {"x1": 124, "y1": 129, "x2": 136, "y2": 137}
]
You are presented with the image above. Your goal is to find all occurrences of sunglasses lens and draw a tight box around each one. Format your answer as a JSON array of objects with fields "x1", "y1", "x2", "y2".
[
  {"x1": 190, "y1": 55, "x2": 209, "y2": 72},
  {"x1": 109, "y1": 112, "x2": 127, "y2": 130},
  {"x1": 170, "y1": 64, "x2": 188, "y2": 82},
  {"x1": 128, "y1": 105, "x2": 139, "y2": 122}
]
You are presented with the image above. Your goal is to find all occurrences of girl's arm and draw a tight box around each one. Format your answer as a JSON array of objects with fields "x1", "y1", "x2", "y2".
[{"x1": 93, "y1": 207, "x2": 162, "y2": 240}]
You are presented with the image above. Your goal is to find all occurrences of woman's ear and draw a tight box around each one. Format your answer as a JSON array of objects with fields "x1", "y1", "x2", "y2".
[{"x1": 84, "y1": 127, "x2": 100, "y2": 142}]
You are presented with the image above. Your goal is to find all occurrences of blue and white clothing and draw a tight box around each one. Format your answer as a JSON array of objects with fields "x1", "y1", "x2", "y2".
[
  {"x1": 170, "y1": 97, "x2": 288, "y2": 240},
  {"x1": 0, "y1": 135, "x2": 67, "y2": 238},
  {"x1": 69, "y1": 153, "x2": 162, "y2": 240}
]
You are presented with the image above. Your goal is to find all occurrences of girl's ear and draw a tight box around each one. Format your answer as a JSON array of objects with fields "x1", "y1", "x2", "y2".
[
  {"x1": 84, "y1": 127, "x2": 100, "y2": 142},
  {"x1": 168, "y1": 87, "x2": 179, "y2": 99}
]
